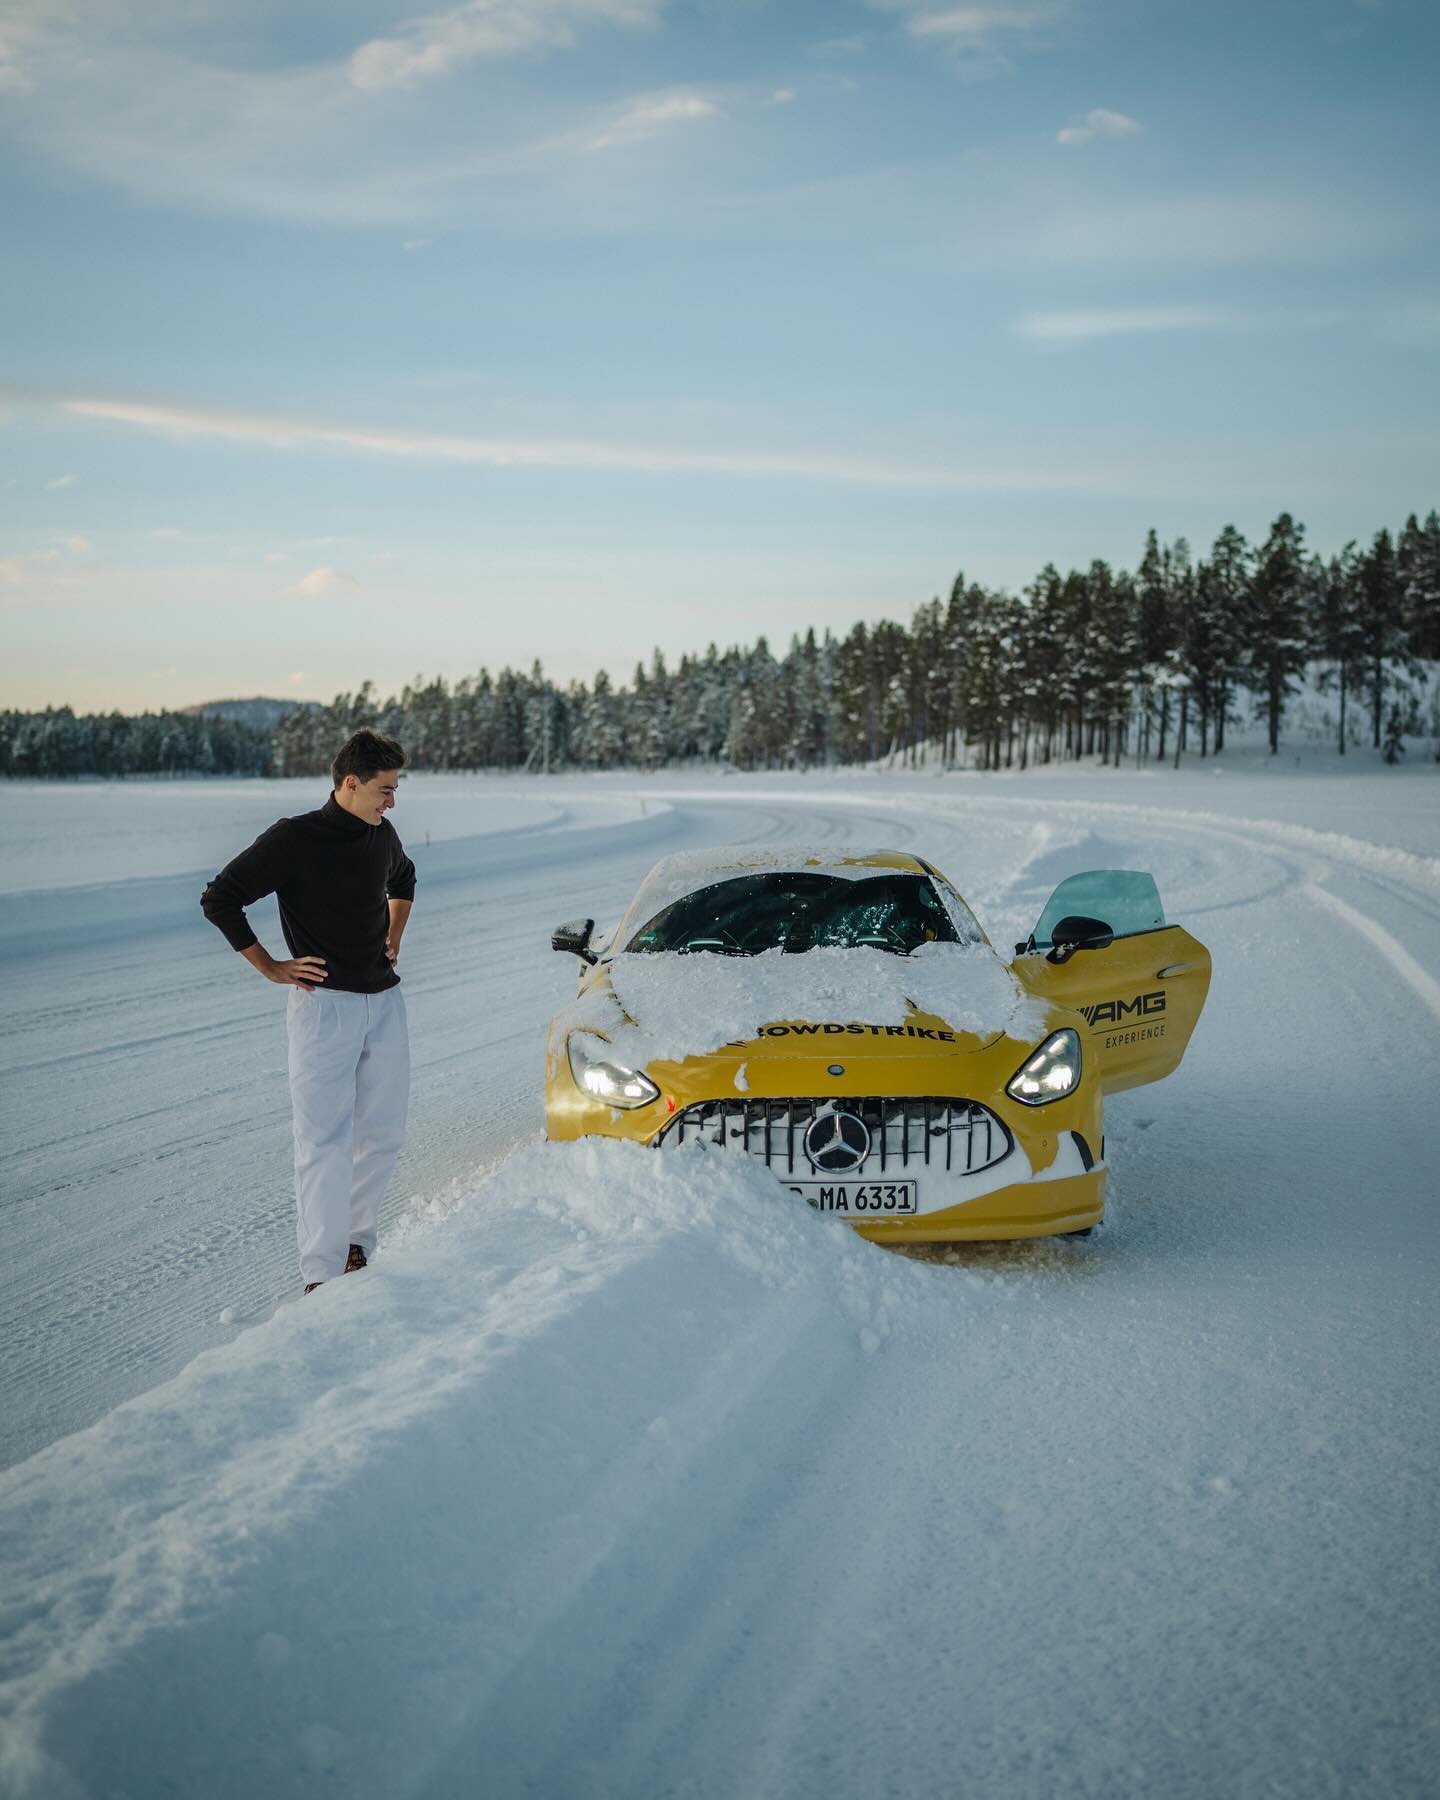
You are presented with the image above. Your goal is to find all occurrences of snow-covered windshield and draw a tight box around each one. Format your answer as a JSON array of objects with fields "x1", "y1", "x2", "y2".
[{"x1": 624, "y1": 872, "x2": 970, "y2": 957}]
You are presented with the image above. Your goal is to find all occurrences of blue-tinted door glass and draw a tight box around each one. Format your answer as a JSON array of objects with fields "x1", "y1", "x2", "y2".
[{"x1": 1032, "y1": 870, "x2": 1165, "y2": 948}]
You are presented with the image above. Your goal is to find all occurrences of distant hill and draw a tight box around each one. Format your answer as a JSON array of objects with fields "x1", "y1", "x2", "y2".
[{"x1": 182, "y1": 697, "x2": 321, "y2": 731}]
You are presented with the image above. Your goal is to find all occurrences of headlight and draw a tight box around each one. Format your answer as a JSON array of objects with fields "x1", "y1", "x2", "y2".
[
  {"x1": 566, "y1": 1033, "x2": 660, "y2": 1109},
  {"x1": 1006, "y1": 1029, "x2": 1082, "y2": 1105}
]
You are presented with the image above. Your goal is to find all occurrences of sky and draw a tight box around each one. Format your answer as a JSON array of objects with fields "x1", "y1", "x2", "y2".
[{"x1": 1, "y1": 0, "x2": 1437, "y2": 713}]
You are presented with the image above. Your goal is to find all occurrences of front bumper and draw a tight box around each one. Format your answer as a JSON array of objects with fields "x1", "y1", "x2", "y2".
[
  {"x1": 843, "y1": 1165, "x2": 1104, "y2": 1242},
  {"x1": 545, "y1": 1027, "x2": 1105, "y2": 1242}
]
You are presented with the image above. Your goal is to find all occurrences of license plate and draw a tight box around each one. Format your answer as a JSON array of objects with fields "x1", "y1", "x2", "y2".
[{"x1": 787, "y1": 1180, "x2": 918, "y2": 1216}]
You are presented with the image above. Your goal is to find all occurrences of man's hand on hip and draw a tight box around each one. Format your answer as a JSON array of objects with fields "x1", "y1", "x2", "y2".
[
  {"x1": 241, "y1": 943, "x2": 327, "y2": 990},
  {"x1": 268, "y1": 956, "x2": 329, "y2": 990}
]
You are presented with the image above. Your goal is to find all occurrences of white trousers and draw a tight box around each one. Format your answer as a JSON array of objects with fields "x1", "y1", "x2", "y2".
[{"x1": 286, "y1": 986, "x2": 410, "y2": 1285}]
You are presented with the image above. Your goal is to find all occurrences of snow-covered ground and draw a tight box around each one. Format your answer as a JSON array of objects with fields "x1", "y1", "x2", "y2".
[
  {"x1": 0, "y1": 776, "x2": 657, "y2": 895},
  {"x1": 2, "y1": 760, "x2": 1439, "y2": 1797}
]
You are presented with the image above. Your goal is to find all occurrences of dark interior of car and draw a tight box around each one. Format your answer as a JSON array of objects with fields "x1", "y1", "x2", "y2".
[{"x1": 626, "y1": 872, "x2": 963, "y2": 956}]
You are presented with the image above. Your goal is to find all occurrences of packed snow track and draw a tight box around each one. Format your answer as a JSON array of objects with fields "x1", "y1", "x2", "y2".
[{"x1": 1, "y1": 767, "x2": 1437, "y2": 1799}]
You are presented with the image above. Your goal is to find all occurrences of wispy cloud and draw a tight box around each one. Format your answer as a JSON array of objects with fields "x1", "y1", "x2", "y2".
[
  {"x1": 879, "y1": 175, "x2": 1422, "y2": 273},
  {"x1": 294, "y1": 566, "x2": 358, "y2": 597},
  {"x1": 589, "y1": 90, "x2": 718, "y2": 151},
  {"x1": 1057, "y1": 107, "x2": 1141, "y2": 146},
  {"x1": 0, "y1": 537, "x2": 106, "y2": 598},
  {"x1": 0, "y1": 8, "x2": 39, "y2": 95},
  {"x1": 348, "y1": 0, "x2": 663, "y2": 93},
  {"x1": 1014, "y1": 303, "x2": 1345, "y2": 343},
  {"x1": 403, "y1": 238, "x2": 433, "y2": 252},
  {"x1": 0, "y1": 46, "x2": 30, "y2": 95},
  {"x1": 45, "y1": 472, "x2": 74, "y2": 489},
  {"x1": 55, "y1": 392, "x2": 1142, "y2": 496},
  {"x1": 874, "y1": 2, "x2": 1067, "y2": 70},
  {"x1": 150, "y1": 526, "x2": 182, "y2": 539},
  {"x1": 1017, "y1": 305, "x2": 1231, "y2": 341},
  {"x1": 0, "y1": 4, "x2": 679, "y2": 225}
]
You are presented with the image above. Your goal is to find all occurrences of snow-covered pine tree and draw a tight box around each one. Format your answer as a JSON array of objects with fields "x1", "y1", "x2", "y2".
[
  {"x1": 1083, "y1": 561, "x2": 1136, "y2": 766},
  {"x1": 871, "y1": 620, "x2": 912, "y2": 766},
  {"x1": 954, "y1": 584, "x2": 1020, "y2": 770},
  {"x1": 584, "y1": 668, "x2": 622, "y2": 768},
  {"x1": 1357, "y1": 528, "x2": 1415, "y2": 750},
  {"x1": 907, "y1": 600, "x2": 947, "y2": 767},
  {"x1": 1201, "y1": 525, "x2": 1250, "y2": 754},
  {"x1": 831, "y1": 622, "x2": 877, "y2": 764},
  {"x1": 696, "y1": 644, "x2": 730, "y2": 762},
  {"x1": 1020, "y1": 565, "x2": 1066, "y2": 765},
  {"x1": 645, "y1": 650, "x2": 672, "y2": 769},
  {"x1": 1135, "y1": 529, "x2": 1171, "y2": 759},
  {"x1": 1313, "y1": 543, "x2": 1365, "y2": 754},
  {"x1": 1246, "y1": 514, "x2": 1310, "y2": 756},
  {"x1": 1397, "y1": 510, "x2": 1440, "y2": 661},
  {"x1": 1162, "y1": 540, "x2": 1195, "y2": 763}
]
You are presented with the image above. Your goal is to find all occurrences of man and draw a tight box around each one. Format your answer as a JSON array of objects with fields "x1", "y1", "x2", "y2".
[{"x1": 201, "y1": 729, "x2": 416, "y2": 1294}]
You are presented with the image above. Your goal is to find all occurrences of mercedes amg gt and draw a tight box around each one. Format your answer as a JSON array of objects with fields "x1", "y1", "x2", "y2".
[{"x1": 544, "y1": 848, "x2": 1210, "y2": 1242}]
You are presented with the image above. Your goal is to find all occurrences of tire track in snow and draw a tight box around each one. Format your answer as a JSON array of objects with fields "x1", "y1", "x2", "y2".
[
  {"x1": 416, "y1": 1277, "x2": 873, "y2": 1797},
  {"x1": 1300, "y1": 883, "x2": 1440, "y2": 1025}
]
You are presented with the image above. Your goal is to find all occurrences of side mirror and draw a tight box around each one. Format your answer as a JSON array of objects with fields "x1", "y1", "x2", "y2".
[
  {"x1": 552, "y1": 918, "x2": 597, "y2": 965},
  {"x1": 1046, "y1": 914, "x2": 1115, "y2": 965}
]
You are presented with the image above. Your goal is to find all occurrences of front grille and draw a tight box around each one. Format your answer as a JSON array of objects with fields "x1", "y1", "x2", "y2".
[{"x1": 657, "y1": 1097, "x2": 1012, "y2": 1177}]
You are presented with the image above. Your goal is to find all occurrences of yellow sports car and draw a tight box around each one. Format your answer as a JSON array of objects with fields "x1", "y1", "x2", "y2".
[{"x1": 545, "y1": 849, "x2": 1210, "y2": 1242}]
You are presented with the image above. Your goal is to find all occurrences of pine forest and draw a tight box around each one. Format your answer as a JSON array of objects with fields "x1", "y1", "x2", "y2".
[{"x1": 6, "y1": 510, "x2": 1440, "y2": 779}]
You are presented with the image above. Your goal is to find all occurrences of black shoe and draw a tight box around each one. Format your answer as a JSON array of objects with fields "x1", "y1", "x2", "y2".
[{"x1": 344, "y1": 1244, "x2": 368, "y2": 1274}]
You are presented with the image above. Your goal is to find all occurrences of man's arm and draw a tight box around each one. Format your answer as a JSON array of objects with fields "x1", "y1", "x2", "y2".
[
  {"x1": 385, "y1": 826, "x2": 417, "y2": 965},
  {"x1": 386, "y1": 897, "x2": 412, "y2": 964},
  {"x1": 201, "y1": 823, "x2": 327, "y2": 989}
]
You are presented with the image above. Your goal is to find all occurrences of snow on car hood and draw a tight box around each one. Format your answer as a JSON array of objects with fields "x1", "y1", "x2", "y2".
[{"x1": 564, "y1": 941, "x2": 1052, "y2": 1068}]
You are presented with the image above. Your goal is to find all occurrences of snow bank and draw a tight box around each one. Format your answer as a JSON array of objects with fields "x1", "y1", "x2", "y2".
[{"x1": 0, "y1": 1140, "x2": 956, "y2": 1799}]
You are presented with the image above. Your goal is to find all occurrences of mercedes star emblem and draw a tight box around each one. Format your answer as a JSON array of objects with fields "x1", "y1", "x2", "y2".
[{"x1": 803, "y1": 1108, "x2": 871, "y2": 1174}]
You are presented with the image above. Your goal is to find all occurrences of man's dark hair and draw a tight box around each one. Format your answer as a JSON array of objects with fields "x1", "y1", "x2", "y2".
[{"x1": 332, "y1": 729, "x2": 407, "y2": 788}]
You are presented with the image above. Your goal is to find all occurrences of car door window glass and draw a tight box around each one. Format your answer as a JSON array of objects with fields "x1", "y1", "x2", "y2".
[{"x1": 1033, "y1": 870, "x2": 1165, "y2": 948}]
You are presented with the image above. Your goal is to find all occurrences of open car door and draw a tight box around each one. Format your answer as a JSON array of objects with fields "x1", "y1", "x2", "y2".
[{"x1": 1010, "y1": 870, "x2": 1211, "y2": 1094}]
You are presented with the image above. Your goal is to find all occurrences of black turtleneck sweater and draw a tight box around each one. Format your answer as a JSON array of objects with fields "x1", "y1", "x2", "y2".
[{"x1": 201, "y1": 795, "x2": 417, "y2": 993}]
